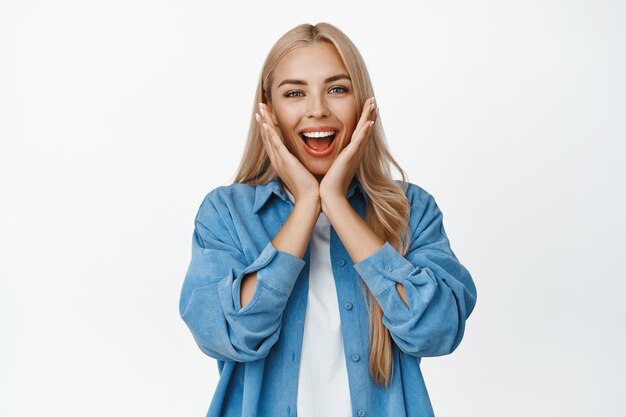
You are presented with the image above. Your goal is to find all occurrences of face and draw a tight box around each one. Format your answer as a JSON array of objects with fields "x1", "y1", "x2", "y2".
[{"x1": 267, "y1": 42, "x2": 358, "y2": 181}]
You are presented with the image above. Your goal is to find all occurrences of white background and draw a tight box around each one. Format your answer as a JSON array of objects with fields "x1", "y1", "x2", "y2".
[{"x1": 1, "y1": 1, "x2": 624, "y2": 416}]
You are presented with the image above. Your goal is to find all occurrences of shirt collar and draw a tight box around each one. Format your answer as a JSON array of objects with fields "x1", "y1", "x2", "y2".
[{"x1": 252, "y1": 176, "x2": 366, "y2": 214}]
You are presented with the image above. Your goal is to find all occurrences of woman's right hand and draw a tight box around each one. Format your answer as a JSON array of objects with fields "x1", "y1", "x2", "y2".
[{"x1": 256, "y1": 102, "x2": 320, "y2": 203}]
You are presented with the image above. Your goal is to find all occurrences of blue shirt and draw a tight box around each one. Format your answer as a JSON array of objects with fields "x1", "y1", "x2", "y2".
[{"x1": 179, "y1": 177, "x2": 478, "y2": 417}]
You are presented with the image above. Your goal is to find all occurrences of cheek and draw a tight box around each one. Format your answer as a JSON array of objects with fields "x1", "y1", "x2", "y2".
[
  {"x1": 274, "y1": 111, "x2": 301, "y2": 143},
  {"x1": 338, "y1": 105, "x2": 359, "y2": 130},
  {"x1": 276, "y1": 126, "x2": 299, "y2": 153},
  {"x1": 343, "y1": 112, "x2": 359, "y2": 138}
]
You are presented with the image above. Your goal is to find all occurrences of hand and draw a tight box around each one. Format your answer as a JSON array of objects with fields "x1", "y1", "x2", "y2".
[
  {"x1": 256, "y1": 103, "x2": 320, "y2": 203},
  {"x1": 319, "y1": 97, "x2": 378, "y2": 203}
]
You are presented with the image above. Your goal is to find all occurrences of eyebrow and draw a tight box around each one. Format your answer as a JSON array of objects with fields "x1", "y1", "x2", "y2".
[{"x1": 277, "y1": 74, "x2": 351, "y2": 88}]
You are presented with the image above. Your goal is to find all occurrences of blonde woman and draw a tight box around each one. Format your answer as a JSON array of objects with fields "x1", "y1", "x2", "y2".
[{"x1": 179, "y1": 22, "x2": 477, "y2": 417}]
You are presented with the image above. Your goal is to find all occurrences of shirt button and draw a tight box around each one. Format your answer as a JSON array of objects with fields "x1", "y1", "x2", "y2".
[
  {"x1": 357, "y1": 409, "x2": 366, "y2": 416},
  {"x1": 337, "y1": 259, "x2": 346, "y2": 266},
  {"x1": 344, "y1": 302, "x2": 353, "y2": 310},
  {"x1": 384, "y1": 265, "x2": 392, "y2": 272},
  {"x1": 351, "y1": 353, "x2": 360, "y2": 362}
]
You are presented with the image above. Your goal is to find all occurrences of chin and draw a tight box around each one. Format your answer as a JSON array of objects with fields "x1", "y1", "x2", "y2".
[{"x1": 305, "y1": 161, "x2": 331, "y2": 176}]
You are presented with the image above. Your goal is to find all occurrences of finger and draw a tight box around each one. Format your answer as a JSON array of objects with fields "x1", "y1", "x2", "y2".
[
  {"x1": 371, "y1": 103, "x2": 378, "y2": 122},
  {"x1": 256, "y1": 112, "x2": 277, "y2": 162},
  {"x1": 263, "y1": 120, "x2": 284, "y2": 157},
  {"x1": 256, "y1": 112, "x2": 269, "y2": 148},
  {"x1": 362, "y1": 98, "x2": 377, "y2": 132},
  {"x1": 354, "y1": 97, "x2": 373, "y2": 133},
  {"x1": 353, "y1": 97, "x2": 375, "y2": 139},
  {"x1": 353, "y1": 99, "x2": 376, "y2": 143},
  {"x1": 263, "y1": 122, "x2": 281, "y2": 156},
  {"x1": 259, "y1": 103, "x2": 307, "y2": 171},
  {"x1": 259, "y1": 104, "x2": 283, "y2": 151},
  {"x1": 366, "y1": 97, "x2": 378, "y2": 126},
  {"x1": 260, "y1": 105, "x2": 296, "y2": 165}
]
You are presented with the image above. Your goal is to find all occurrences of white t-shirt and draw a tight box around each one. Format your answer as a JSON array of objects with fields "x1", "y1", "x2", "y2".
[{"x1": 284, "y1": 188, "x2": 352, "y2": 417}]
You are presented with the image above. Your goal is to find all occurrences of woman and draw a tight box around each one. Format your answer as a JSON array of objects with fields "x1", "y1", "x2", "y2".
[{"x1": 179, "y1": 22, "x2": 477, "y2": 417}]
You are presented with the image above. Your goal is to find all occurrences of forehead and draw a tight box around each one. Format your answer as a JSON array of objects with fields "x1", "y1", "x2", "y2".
[{"x1": 274, "y1": 42, "x2": 349, "y2": 82}]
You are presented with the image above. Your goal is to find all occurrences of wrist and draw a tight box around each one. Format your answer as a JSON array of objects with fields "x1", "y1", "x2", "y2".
[
  {"x1": 320, "y1": 193, "x2": 348, "y2": 213},
  {"x1": 295, "y1": 193, "x2": 321, "y2": 213}
]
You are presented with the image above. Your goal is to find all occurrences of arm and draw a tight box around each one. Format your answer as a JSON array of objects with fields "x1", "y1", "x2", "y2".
[
  {"x1": 179, "y1": 188, "x2": 318, "y2": 362},
  {"x1": 320, "y1": 196, "x2": 409, "y2": 305},
  {"x1": 324, "y1": 184, "x2": 477, "y2": 357},
  {"x1": 240, "y1": 193, "x2": 320, "y2": 307}
]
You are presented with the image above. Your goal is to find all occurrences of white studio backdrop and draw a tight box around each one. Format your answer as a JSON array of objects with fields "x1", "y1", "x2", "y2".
[{"x1": 1, "y1": 1, "x2": 624, "y2": 416}]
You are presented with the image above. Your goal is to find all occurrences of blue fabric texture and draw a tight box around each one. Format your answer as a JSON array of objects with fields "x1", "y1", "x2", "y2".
[{"x1": 179, "y1": 176, "x2": 477, "y2": 417}]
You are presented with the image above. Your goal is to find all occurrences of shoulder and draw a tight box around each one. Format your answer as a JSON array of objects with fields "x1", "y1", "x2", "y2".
[
  {"x1": 392, "y1": 179, "x2": 444, "y2": 230},
  {"x1": 195, "y1": 182, "x2": 257, "y2": 223},
  {"x1": 202, "y1": 182, "x2": 256, "y2": 206},
  {"x1": 390, "y1": 180, "x2": 452, "y2": 250},
  {"x1": 393, "y1": 179, "x2": 438, "y2": 208}
]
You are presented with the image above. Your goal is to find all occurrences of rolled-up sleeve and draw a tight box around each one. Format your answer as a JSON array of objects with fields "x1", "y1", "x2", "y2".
[
  {"x1": 353, "y1": 187, "x2": 477, "y2": 357},
  {"x1": 179, "y1": 188, "x2": 306, "y2": 363}
]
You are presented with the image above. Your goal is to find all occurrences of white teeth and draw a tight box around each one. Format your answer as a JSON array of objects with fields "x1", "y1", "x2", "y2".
[{"x1": 302, "y1": 131, "x2": 335, "y2": 138}]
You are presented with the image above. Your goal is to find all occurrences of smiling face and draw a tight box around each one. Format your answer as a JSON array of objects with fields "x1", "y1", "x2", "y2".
[{"x1": 267, "y1": 42, "x2": 358, "y2": 181}]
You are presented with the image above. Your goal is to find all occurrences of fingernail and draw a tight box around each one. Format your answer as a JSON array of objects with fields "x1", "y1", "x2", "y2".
[
  {"x1": 258, "y1": 102, "x2": 263, "y2": 112},
  {"x1": 263, "y1": 123, "x2": 269, "y2": 130},
  {"x1": 371, "y1": 97, "x2": 376, "y2": 109},
  {"x1": 255, "y1": 113, "x2": 260, "y2": 122}
]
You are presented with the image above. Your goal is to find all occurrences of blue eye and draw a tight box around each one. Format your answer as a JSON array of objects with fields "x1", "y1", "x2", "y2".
[
  {"x1": 284, "y1": 86, "x2": 348, "y2": 98},
  {"x1": 285, "y1": 91, "x2": 303, "y2": 98},
  {"x1": 330, "y1": 86, "x2": 348, "y2": 94}
]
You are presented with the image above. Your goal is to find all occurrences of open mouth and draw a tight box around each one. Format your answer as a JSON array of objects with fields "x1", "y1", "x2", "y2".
[{"x1": 298, "y1": 131, "x2": 337, "y2": 151}]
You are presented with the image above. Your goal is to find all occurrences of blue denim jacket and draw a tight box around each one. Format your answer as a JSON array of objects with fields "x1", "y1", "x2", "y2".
[{"x1": 179, "y1": 177, "x2": 477, "y2": 417}]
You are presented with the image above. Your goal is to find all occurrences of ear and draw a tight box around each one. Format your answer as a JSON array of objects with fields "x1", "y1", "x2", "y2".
[{"x1": 266, "y1": 102, "x2": 279, "y2": 125}]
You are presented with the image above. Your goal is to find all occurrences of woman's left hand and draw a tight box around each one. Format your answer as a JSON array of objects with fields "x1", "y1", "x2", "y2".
[{"x1": 319, "y1": 96, "x2": 378, "y2": 202}]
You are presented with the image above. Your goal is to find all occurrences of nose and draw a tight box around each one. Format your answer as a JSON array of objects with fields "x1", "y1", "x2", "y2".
[{"x1": 307, "y1": 94, "x2": 330, "y2": 118}]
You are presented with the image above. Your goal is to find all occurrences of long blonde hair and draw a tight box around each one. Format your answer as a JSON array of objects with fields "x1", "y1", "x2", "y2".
[{"x1": 233, "y1": 22, "x2": 411, "y2": 388}]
